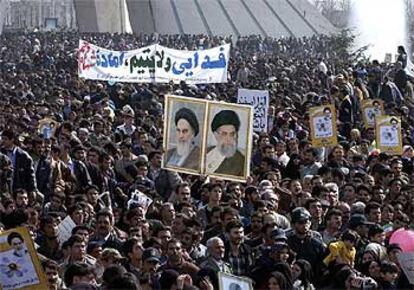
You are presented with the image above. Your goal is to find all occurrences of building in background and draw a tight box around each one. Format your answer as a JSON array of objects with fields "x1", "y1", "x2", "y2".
[{"x1": 4, "y1": 0, "x2": 77, "y2": 31}]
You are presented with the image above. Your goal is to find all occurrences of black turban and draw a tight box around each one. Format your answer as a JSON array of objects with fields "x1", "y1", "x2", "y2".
[
  {"x1": 175, "y1": 107, "x2": 199, "y2": 136},
  {"x1": 211, "y1": 110, "x2": 241, "y2": 132}
]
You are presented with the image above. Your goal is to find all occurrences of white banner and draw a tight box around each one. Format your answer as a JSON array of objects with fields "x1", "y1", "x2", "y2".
[
  {"x1": 78, "y1": 40, "x2": 230, "y2": 84},
  {"x1": 237, "y1": 89, "x2": 269, "y2": 132},
  {"x1": 406, "y1": 58, "x2": 414, "y2": 78}
]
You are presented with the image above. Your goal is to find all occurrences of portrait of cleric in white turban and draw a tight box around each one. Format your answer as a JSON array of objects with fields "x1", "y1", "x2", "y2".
[
  {"x1": 205, "y1": 105, "x2": 252, "y2": 179},
  {"x1": 164, "y1": 97, "x2": 206, "y2": 173}
]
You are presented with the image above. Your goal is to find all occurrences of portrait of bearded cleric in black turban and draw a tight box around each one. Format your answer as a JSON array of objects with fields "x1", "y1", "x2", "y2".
[
  {"x1": 163, "y1": 96, "x2": 206, "y2": 173},
  {"x1": 205, "y1": 103, "x2": 253, "y2": 180}
]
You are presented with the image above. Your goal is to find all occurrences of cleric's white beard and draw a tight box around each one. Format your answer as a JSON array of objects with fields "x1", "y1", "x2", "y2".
[
  {"x1": 219, "y1": 143, "x2": 237, "y2": 158},
  {"x1": 176, "y1": 140, "x2": 192, "y2": 157}
]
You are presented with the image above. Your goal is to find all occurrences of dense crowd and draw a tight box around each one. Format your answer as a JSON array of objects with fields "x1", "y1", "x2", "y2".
[{"x1": 0, "y1": 31, "x2": 413, "y2": 290}]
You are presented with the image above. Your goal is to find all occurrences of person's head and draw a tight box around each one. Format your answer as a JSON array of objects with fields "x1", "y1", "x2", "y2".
[
  {"x1": 96, "y1": 210, "x2": 114, "y2": 236},
  {"x1": 175, "y1": 182, "x2": 191, "y2": 203},
  {"x1": 211, "y1": 110, "x2": 240, "y2": 158},
  {"x1": 174, "y1": 108, "x2": 199, "y2": 156},
  {"x1": 268, "y1": 271, "x2": 290, "y2": 290},
  {"x1": 221, "y1": 207, "x2": 239, "y2": 228},
  {"x1": 149, "y1": 150, "x2": 162, "y2": 168},
  {"x1": 72, "y1": 225, "x2": 90, "y2": 244},
  {"x1": 208, "y1": 183, "x2": 223, "y2": 204},
  {"x1": 142, "y1": 247, "x2": 161, "y2": 274},
  {"x1": 206, "y1": 237, "x2": 225, "y2": 260},
  {"x1": 100, "y1": 248, "x2": 124, "y2": 268},
  {"x1": 166, "y1": 239, "x2": 183, "y2": 265},
  {"x1": 67, "y1": 234, "x2": 86, "y2": 261},
  {"x1": 225, "y1": 220, "x2": 244, "y2": 246},
  {"x1": 160, "y1": 202, "x2": 176, "y2": 225},
  {"x1": 85, "y1": 185, "x2": 99, "y2": 207},
  {"x1": 40, "y1": 215, "x2": 59, "y2": 239},
  {"x1": 64, "y1": 262, "x2": 96, "y2": 287},
  {"x1": 42, "y1": 259, "x2": 60, "y2": 288},
  {"x1": 380, "y1": 261, "x2": 399, "y2": 283},
  {"x1": 1, "y1": 129, "x2": 15, "y2": 150},
  {"x1": 292, "y1": 259, "x2": 313, "y2": 286},
  {"x1": 122, "y1": 237, "x2": 143, "y2": 263},
  {"x1": 270, "y1": 242, "x2": 290, "y2": 263},
  {"x1": 87, "y1": 147, "x2": 101, "y2": 165},
  {"x1": 305, "y1": 198, "x2": 323, "y2": 219},
  {"x1": 107, "y1": 273, "x2": 139, "y2": 290},
  {"x1": 303, "y1": 148, "x2": 317, "y2": 165},
  {"x1": 13, "y1": 189, "x2": 29, "y2": 208},
  {"x1": 325, "y1": 208, "x2": 343, "y2": 231},
  {"x1": 291, "y1": 207, "x2": 311, "y2": 234},
  {"x1": 341, "y1": 229, "x2": 359, "y2": 249},
  {"x1": 368, "y1": 224, "x2": 386, "y2": 244},
  {"x1": 155, "y1": 225, "x2": 172, "y2": 250},
  {"x1": 365, "y1": 202, "x2": 382, "y2": 224},
  {"x1": 68, "y1": 204, "x2": 85, "y2": 225}
]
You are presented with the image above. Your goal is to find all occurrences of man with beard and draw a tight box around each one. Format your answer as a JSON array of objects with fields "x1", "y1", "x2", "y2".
[
  {"x1": 206, "y1": 110, "x2": 246, "y2": 176},
  {"x1": 159, "y1": 239, "x2": 199, "y2": 281},
  {"x1": 166, "y1": 107, "x2": 200, "y2": 170}
]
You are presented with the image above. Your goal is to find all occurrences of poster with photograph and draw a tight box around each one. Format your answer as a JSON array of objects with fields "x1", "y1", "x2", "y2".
[
  {"x1": 0, "y1": 227, "x2": 47, "y2": 290},
  {"x1": 237, "y1": 89, "x2": 269, "y2": 132},
  {"x1": 204, "y1": 102, "x2": 253, "y2": 182},
  {"x1": 218, "y1": 272, "x2": 253, "y2": 290},
  {"x1": 361, "y1": 99, "x2": 384, "y2": 128},
  {"x1": 309, "y1": 104, "x2": 337, "y2": 148},
  {"x1": 163, "y1": 95, "x2": 207, "y2": 175},
  {"x1": 376, "y1": 116, "x2": 402, "y2": 155}
]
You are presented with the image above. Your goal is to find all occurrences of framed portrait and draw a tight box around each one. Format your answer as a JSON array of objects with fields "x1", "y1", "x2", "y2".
[
  {"x1": 163, "y1": 95, "x2": 207, "y2": 175},
  {"x1": 0, "y1": 227, "x2": 47, "y2": 290},
  {"x1": 376, "y1": 115, "x2": 402, "y2": 155},
  {"x1": 218, "y1": 272, "x2": 253, "y2": 290},
  {"x1": 204, "y1": 101, "x2": 253, "y2": 182},
  {"x1": 361, "y1": 99, "x2": 384, "y2": 128},
  {"x1": 309, "y1": 104, "x2": 338, "y2": 148}
]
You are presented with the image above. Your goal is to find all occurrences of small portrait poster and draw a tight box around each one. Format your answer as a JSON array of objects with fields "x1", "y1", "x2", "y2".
[
  {"x1": 0, "y1": 227, "x2": 47, "y2": 290},
  {"x1": 218, "y1": 272, "x2": 253, "y2": 290},
  {"x1": 309, "y1": 104, "x2": 337, "y2": 148},
  {"x1": 361, "y1": 99, "x2": 384, "y2": 128},
  {"x1": 204, "y1": 102, "x2": 253, "y2": 181},
  {"x1": 163, "y1": 95, "x2": 207, "y2": 175},
  {"x1": 376, "y1": 115, "x2": 402, "y2": 155}
]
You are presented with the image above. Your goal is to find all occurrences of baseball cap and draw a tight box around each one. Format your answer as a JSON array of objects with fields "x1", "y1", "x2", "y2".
[
  {"x1": 270, "y1": 228, "x2": 287, "y2": 242},
  {"x1": 348, "y1": 214, "x2": 371, "y2": 229},
  {"x1": 142, "y1": 247, "x2": 161, "y2": 263}
]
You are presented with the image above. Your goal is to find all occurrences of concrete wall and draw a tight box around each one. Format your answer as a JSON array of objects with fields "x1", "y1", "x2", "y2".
[
  {"x1": 75, "y1": 0, "x2": 130, "y2": 33},
  {"x1": 0, "y1": 0, "x2": 7, "y2": 35}
]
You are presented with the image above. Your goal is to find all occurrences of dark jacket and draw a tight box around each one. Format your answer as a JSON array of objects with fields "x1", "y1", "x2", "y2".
[
  {"x1": 2, "y1": 147, "x2": 37, "y2": 193},
  {"x1": 35, "y1": 157, "x2": 52, "y2": 198}
]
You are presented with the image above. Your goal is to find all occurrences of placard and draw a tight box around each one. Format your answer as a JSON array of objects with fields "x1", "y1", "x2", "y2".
[
  {"x1": 58, "y1": 216, "x2": 76, "y2": 243},
  {"x1": 397, "y1": 252, "x2": 414, "y2": 284},
  {"x1": 218, "y1": 272, "x2": 253, "y2": 290},
  {"x1": 0, "y1": 227, "x2": 47, "y2": 290},
  {"x1": 237, "y1": 89, "x2": 269, "y2": 132},
  {"x1": 361, "y1": 99, "x2": 384, "y2": 128},
  {"x1": 309, "y1": 104, "x2": 337, "y2": 148},
  {"x1": 78, "y1": 40, "x2": 230, "y2": 84},
  {"x1": 376, "y1": 115, "x2": 402, "y2": 155},
  {"x1": 163, "y1": 95, "x2": 253, "y2": 181}
]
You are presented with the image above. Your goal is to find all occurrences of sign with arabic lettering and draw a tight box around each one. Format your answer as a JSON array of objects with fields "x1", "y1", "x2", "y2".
[
  {"x1": 237, "y1": 89, "x2": 269, "y2": 132},
  {"x1": 78, "y1": 40, "x2": 230, "y2": 84}
]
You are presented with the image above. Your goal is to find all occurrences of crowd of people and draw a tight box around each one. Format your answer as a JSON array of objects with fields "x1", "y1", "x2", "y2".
[{"x1": 0, "y1": 30, "x2": 413, "y2": 290}]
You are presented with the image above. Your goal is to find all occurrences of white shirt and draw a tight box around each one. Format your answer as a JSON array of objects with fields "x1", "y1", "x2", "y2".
[{"x1": 205, "y1": 147, "x2": 226, "y2": 173}]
